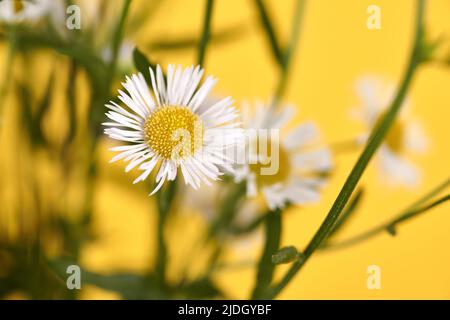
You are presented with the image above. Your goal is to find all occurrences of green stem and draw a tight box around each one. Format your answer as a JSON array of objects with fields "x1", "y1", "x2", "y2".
[
  {"x1": 392, "y1": 194, "x2": 450, "y2": 224},
  {"x1": 107, "y1": 0, "x2": 133, "y2": 83},
  {"x1": 403, "y1": 177, "x2": 450, "y2": 212},
  {"x1": 254, "y1": 0, "x2": 284, "y2": 67},
  {"x1": 197, "y1": 0, "x2": 215, "y2": 67},
  {"x1": 263, "y1": 0, "x2": 427, "y2": 299},
  {"x1": 63, "y1": 61, "x2": 77, "y2": 153},
  {"x1": 208, "y1": 182, "x2": 246, "y2": 239},
  {"x1": 271, "y1": 0, "x2": 306, "y2": 110},
  {"x1": 251, "y1": 210, "x2": 282, "y2": 299},
  {"x1": 155, "y1": 180, "x2": 177, "y2": 290},
  {"x1": 323, "y1": 178, "x2": 450, "y2": 250},
  {"x1": 230, "y1": 211, "x2": 270, "y2": 235},
  {"x1": 325, "y1": 188, "x2": 365, "y2": 241},
  {"x1": 0, "y1": 25, "x2": 17, "y2": 116}
]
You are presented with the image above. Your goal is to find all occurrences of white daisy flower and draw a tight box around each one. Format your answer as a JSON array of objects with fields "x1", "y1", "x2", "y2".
[
  {"x1": 234, "y1": 101, "x2": 333, "y2": 210},
  {"x1": 0, "y1": 0, "x2": 63, "y2": 24},
  {"x1": 104, "y1": 64, "x2": 243, "y2": 194},
  {"x1": 354, "y1": 75, "x2": 428, "y2": 186}
]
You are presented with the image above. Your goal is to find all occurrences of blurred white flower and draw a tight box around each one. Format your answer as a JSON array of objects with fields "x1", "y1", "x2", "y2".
[
  {"x1": 0, "y1": 0, "x2": 64, "y2": 25},
  {"x1": 104, "y1": 65, "x2": 243, "y2": 194},
  {"x1": 354, "y1": 75, "x2": 428, "y2": 187},
  {"x1": 234, "y1": 101, "x2": 333, "y2": 210}
]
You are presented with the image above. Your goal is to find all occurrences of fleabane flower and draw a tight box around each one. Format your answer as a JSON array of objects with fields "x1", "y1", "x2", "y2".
[
  {"x1": 104, "y1": 65, "x2": 243, "y2": 194},
  {"x1": 354, "y1": 76, "x2": 428, "y2": 186},
  {"x1": 0, "y1": 0, "x2": 63, "y2": 24},
  {"x1": 234, "y1": 101, "x2": 333, "y2": 210}
]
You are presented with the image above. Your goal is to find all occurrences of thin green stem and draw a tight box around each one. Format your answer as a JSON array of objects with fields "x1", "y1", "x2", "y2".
[
  {"x1": 393, "y1": 194, "x2": 450, "y2": 224},
  {"x1": 208, "y1": 182, "x2": 246, "y2": 239},
  {"x1": 323, "y1": 178, "x2": 450, "y2": 250},
  {"x1": 197, "y1": 0, "x2": 215, "y2": 67},
  {"x1": 271, "y1": 0, "x2": 306, "y2": 110},
  {"x1": 263, "y1": 0, "x2": 427, "y2": 299},
  {"x1": 252, "y1": 210, "x2": 282, "y2": 299},
  {"x1": 0, "y1": 26, "x2": 17, "y2": 116},
  {"x1": 404, "y1": 177, "x2": 450, "y2": 212},
  {"x1": 254, "y1": 0, "x2": 284, "y2": 67},
  {"x1": 325, "y1": 188, "x2": 365, "y2": 241},
  {"x1": 155, "y1": 180, "x2": 177, "y2": 291},
  {"x1": 230, "y1": 211, "x2": 269, "y2": 235},
  {"x1": 107, "y1": 0, "x2": 133, "y2": 82}
]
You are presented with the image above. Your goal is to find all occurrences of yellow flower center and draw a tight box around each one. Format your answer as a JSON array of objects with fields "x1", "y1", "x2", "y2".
[
  {"x1": 249, "y1": 138, "x2": 291, "y2": 187},
  {"x1": 144, "y1": 106, "x2": 203, "y2": 160},
  {"x1": 374, "y1": 112, "x2": 405, "y2": 153},
  {"x1": 13, "y1": 0, "x2": 25, "y2": 13}
]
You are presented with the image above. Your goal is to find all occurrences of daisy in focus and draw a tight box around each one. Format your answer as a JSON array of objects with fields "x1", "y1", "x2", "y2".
[
  {"x1": 104, "y1": 64, "x2": 243, "y2": 194},
  {"x1": 0, "y1": 0, "x2": 63, "y2": 24},
  {"x1": 234, "y1": 101, "x2": 333, "y2": 210},
  {"x1": 354, "y1": 76, "x2": 428, "y2": 186}
]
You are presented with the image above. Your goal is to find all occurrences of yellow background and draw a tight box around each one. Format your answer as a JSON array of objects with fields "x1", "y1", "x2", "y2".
[
  {"x1": 91, "y1": 0, "x2": 450, "y2": 299},
  {"x1": 2, "y1": 0, "x2": 450, "y2": 299}
]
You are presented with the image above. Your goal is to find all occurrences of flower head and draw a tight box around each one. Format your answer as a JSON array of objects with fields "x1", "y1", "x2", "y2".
[
  {"x1": 354, "y1": 76, "x2": 428, "y2": 186},
  {"x1": 234, "y1": 101, "x2": 332, "y2": 210},
  {"x1": 104, "y1": 64, "x2": 243, "y2": 194}
]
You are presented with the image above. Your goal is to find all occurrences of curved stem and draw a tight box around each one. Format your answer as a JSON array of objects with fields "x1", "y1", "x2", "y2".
[
  {"x1": 109, "y1": 0, "x2": 132, "y2": 77},
  {"x1": 271, "y1": 0, "x2": 306, "y2": 110},
  {"x1": 263, "y1": 0, "x2": 427, "y2": 300},
  {"x1": 323, "y1": 178, "x2": 450, "y2": 251},
  {"x1": 254, "y1": 0, "x2": 284, "y2": 67}
]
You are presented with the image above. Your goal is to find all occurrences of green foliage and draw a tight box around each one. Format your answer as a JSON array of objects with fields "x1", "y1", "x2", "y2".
[{"x1": 132, "y1": 47, "x2": 157, "y2": 83}]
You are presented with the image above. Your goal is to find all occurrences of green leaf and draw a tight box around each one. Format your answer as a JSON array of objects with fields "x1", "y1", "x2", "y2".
[
  {"x1": 132, "y1": 47, "x2": 156, "y2": 84},
  {"x1": 83, "y1": 272, "x2": 152, "y2": 299},
  {"x1": 147, "y1": 23, "x2": 247, "y2": 52},
  {"x1": 271, "y1": 246, "x2": 302, "y2": 265},
  {"x1": 48, "y1": 258, "x2": 165, "y2": 299},
  {"x1": 180, "y1": 277, "x2": 223, "y2": 299}
]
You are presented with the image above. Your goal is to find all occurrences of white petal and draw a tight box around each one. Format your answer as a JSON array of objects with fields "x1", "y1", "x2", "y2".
[
  {"x1": 188, "y1": 76, "x2": 217, "y2": 112},
  {"x1": 284, "y1": 122, "x2": 320, "y2": 150}
]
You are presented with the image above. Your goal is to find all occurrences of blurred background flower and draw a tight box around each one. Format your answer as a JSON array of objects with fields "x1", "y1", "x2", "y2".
[
  {"x1": 234, "y1": 101, "x2": 332, "y2": 210},
  {"x1": 353, "y1": 75, "x2": 428, "y2": 186}
]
